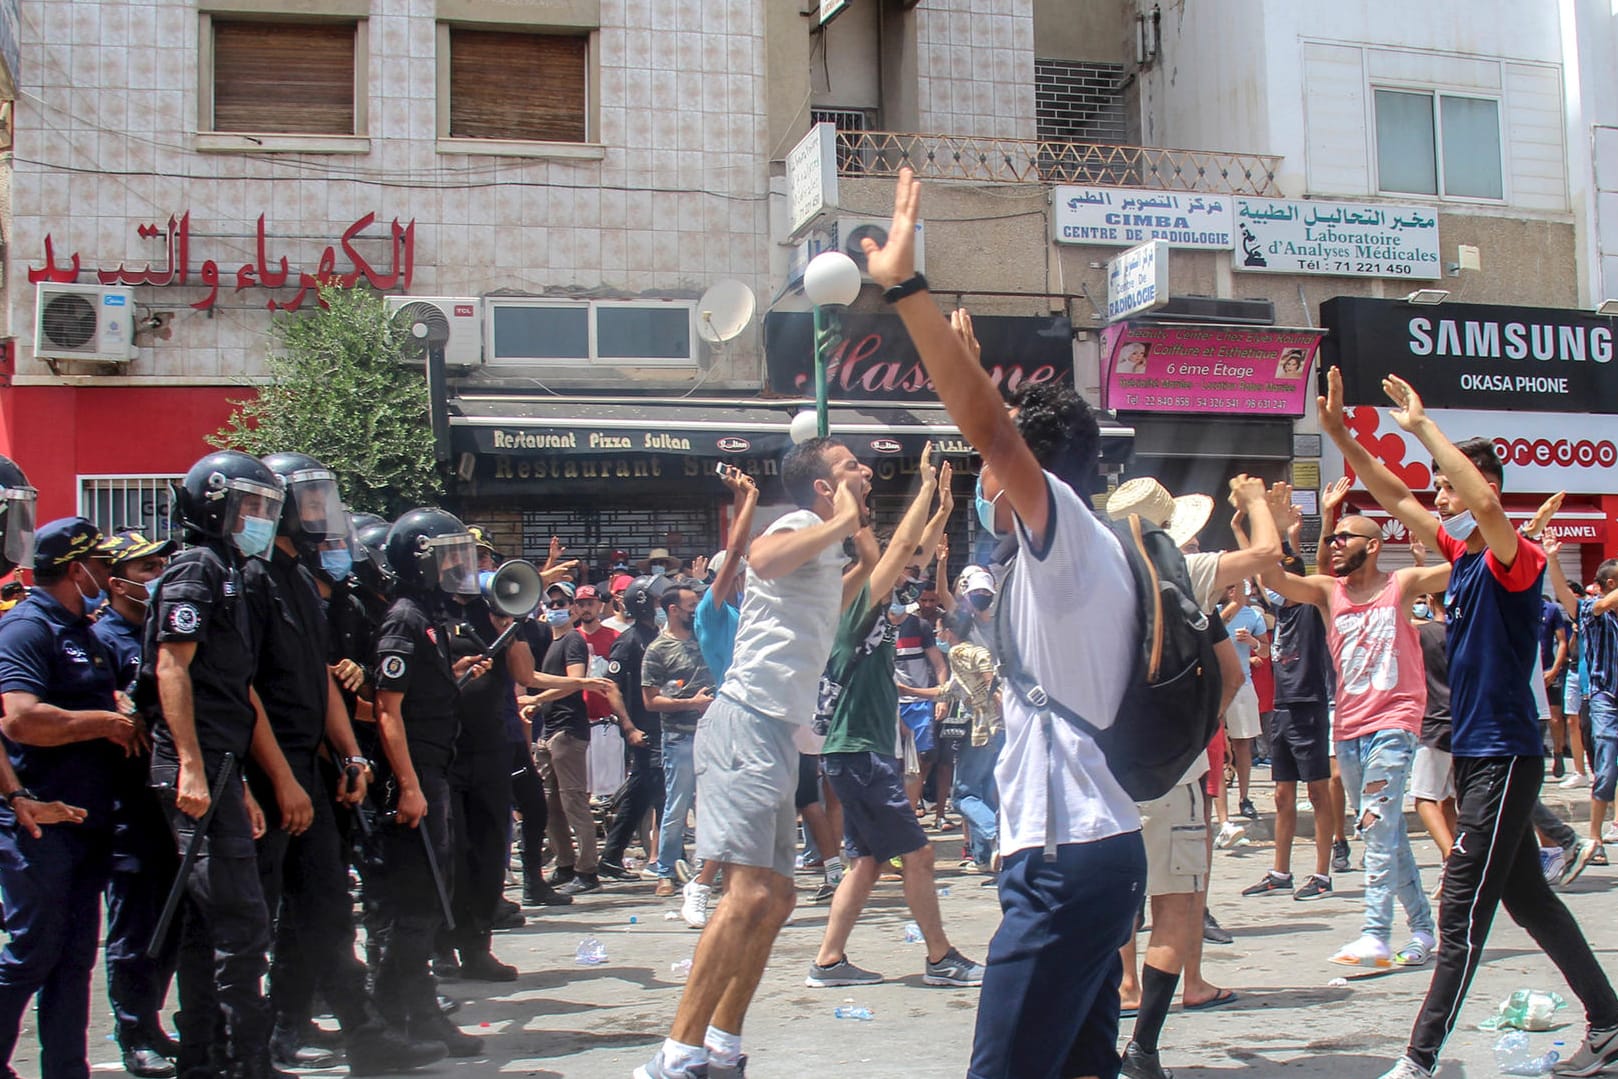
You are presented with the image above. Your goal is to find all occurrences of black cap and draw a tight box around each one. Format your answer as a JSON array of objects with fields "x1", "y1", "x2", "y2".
[{"x1": 32, "y1": 517, "x2": 104, "y2": 572}]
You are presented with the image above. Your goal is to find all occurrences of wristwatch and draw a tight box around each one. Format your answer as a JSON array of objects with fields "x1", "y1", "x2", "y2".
[
  {"x1": 882, "y1": 273, "x2": 929, "y2": 304},
  {"x1": 0, "y1": 788, "x2": 40, "y2": 808},
  {"x1": 342, "y1": 756, "x2": 374, "y2": 775}
]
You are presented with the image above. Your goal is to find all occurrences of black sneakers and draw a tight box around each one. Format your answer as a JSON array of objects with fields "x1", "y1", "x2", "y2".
[
  {"x1": 1241, "y1": 871, "x2": 1293, "y2": 897},
  {"x1": 1203, "y1": 909, "x2": 1234, "y2": 945},
  {"x1": 1331, "y1": 838, "x2": 1352, "y2": 874},
  {"x1": 1294, "y1": 874, "x2": 1334, "y2": 901}
]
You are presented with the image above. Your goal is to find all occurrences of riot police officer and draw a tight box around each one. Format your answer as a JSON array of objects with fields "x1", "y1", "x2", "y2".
[
  {"x1": 90, "y1": 529, "x2": 183, "y2": 1078},
  {"x1": 249, "y1": 453, "x2": 446, "y2": 1075},
  {"x1": 370, "y1": 509, "x2": 489, "y2": 1056},
  {"x1": 141, "y1": 449, "x2": 285, "y2": 1079},
  {"x1": 0, "y1": 517, "x2": 144, "y2": 1079}
]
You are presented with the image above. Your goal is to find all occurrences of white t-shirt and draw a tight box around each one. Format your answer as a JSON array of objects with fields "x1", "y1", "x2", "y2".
[
  {"x1": 717, "y1": 508, "x2": 846, "y2": 725},
  {"x1": 996, "y1": 473, "x2": 1142, "y2": 856}
]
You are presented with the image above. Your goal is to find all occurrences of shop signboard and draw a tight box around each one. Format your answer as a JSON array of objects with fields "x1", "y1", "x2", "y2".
[
  {"x1": 1328, "y1": 405, "x2": 1618, "y2": 495},
  {"x1": 1106, "y1": 239, "x2": 1169, "y2": 321},
  {"x1": 1051, "y1": 186, "x2": 1234, "y2": 249},
  {"x1": 763, "y1": 310, "x2": 1072, "y2": 402},
  {"x1": 1322, "y1": 297, "x2": 1618, "y2": 414},
  {"x1": 1233, "y1": 197, "x2": 1440, "y2": 278},
  {"x1": 1101, "y1": 320, "x2": 1323, "y2": 415}
]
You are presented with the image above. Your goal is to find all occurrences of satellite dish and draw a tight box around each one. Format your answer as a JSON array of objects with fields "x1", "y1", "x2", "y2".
[{"x1": 696, "y1": 280, "x2": 756, "y2": 344}]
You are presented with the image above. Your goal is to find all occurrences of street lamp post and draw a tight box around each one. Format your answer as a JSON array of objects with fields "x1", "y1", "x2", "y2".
[{"x1": 802, "y1": 251, "x2": 863, "y2": 439}]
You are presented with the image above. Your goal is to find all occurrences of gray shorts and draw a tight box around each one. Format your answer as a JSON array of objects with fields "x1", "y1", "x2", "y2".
[{"x1": 694, "y1": 696, "x2": 800, "y2": 879}]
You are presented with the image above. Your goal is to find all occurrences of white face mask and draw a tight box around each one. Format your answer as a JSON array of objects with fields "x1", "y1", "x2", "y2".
[{"x1": 1441, "y1": 509, "x2": 1478, "y2": 542}]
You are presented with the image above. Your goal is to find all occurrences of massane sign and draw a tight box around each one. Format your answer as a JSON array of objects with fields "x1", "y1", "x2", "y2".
[{"x1": 1321, "y1": 297, "x2": 1618, "y2": 414}]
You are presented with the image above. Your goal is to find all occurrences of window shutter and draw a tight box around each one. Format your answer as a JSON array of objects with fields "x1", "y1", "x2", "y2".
[
  {"x1": 449, "y1": 28, "x2": 588, "y2": 143},
  {"x1": 213, "y1": 20, "x2": 357, "y2": 135}
]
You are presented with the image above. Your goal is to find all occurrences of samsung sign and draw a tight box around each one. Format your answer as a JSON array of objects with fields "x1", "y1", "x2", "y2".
[{"x1": 1321, "y1": 297, "x2": 1618, "y2": 414}]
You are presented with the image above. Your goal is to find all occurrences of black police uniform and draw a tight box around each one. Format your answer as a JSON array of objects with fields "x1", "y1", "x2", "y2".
[
  {"x1": 0, "y1": 588, "x2": 122, "y2": 1077},
  {"x1": 90, "y1": 607, "x2": 181, "y2": 1057},
  {"x1": 442, "y1": 597, "x2": 516, "y2": 960},
  {"x1": 600, "y1": 620, "x2": 664, "y2": 869},
  {"x1": 242, "y1": 548, "x2": 375, "y2": 1045},
  {"x1": 370, "y1": 594, "x2": 461, "y2": 1028},
  {"x1": 142, "y1": 543, "x2": 272, "y2": 1076},
  {"x1": 512, "y1": 625, "x2": 553, "y2": 900}
]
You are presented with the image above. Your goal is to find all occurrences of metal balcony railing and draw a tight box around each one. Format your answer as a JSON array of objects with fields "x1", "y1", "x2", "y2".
[{"x1": 833, "y1": 130, "x2": 1283, "y2": 195}]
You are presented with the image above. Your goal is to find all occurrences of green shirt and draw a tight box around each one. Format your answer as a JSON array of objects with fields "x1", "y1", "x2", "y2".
[{"x1": 820, "y1": 584, "x2": 902, "y2": 757}]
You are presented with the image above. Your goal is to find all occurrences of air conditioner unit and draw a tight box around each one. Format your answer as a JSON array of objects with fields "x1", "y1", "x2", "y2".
[
  {"x1": 384, "y1": 296, "x2": 483, "y2": 367},
  {"x1": 34, "y1": 283, "x2": 137, "y2": 363},
  {"x1": 836, "y1": 216, "x2": 925, "y2": 282}
]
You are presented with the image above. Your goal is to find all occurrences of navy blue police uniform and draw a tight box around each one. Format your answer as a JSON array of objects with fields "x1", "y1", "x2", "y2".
[{"x1": 0, "y1": 519, "x2": 123, "y2": 1078}]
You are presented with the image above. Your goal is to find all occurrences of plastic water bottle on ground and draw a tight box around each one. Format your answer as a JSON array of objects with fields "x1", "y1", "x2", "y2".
[
  {"x1": 902, "y1": 921, "x2": 924, "y2": 944},
  {"x1": 574, "y1": 936, "x2": 607, "y2": 965},
  {"x1": 834, "y1": 1006, "x2": 874, "y2": 1021},
  {"x1": 670, "y1": 958, "x2": 693, "y2": 980},
  {"x1": 1481, "y1": 989, "x2": 1568, "y2": 1031},
  {"x1": 1494, "y1": 1031, "x2": 1560, "y2": 1075},
  {"x1": 936, "y1": 887, "x2": 951, "y2": 898}
]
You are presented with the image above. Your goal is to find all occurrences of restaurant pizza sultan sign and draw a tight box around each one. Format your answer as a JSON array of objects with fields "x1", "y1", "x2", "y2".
[{"x1": 27, "y1": 211, "x2": 416, "y2": 312}]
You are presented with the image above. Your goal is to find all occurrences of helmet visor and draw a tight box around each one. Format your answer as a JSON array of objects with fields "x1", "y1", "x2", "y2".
[
  {"x1": 221, "y1": 478, "x2": 287, "y2": 561},
  {"x1": 1, "y1": 487, "x2": 38, "y2": 568},
  {"x1": 284, "y1": 470, "x2": 348, "y2": 541},
  {"x1": 427, "y1": 534, "x2": 479, "y2": 595}
]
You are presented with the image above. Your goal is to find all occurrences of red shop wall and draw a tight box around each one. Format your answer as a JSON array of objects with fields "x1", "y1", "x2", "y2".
[{"x1": 0, "y1": 385, "x2": 248, "y2": 520}]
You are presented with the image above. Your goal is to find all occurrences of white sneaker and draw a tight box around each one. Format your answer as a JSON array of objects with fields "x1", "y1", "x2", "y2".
[
  {"x1": 1215, "y1": 821, "x2": 1246, "y2": 850},
  {"x1": 1560, "y1": 771, "x2": 1591, "y2": 789},
  {"x1": 681, "y1": 880, "x2": 713, "y2": 929},
  {"x1": 1542, "y1": 846, "x2": 1569, "y2": 884},
  {"x1": 1330, "y1": 934, "x2": 1392, "y2": 968},
  {"x1": 1375, "y1": 1056, "x2": 1434, "y2": 1079},
  {"x1": 1603, "y1": 822, "x2": 1618, "y2": 844}
]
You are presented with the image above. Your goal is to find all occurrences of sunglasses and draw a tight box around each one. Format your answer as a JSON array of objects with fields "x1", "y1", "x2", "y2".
[
  {"x1": 1326, "y1": 531, "x2": 1374, "y2": 546},
  {"x1": 545, "y1": 598, "x2": 571, "y2": 609}
]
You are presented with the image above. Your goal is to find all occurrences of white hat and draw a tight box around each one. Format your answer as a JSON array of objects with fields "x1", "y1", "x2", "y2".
[
  {"x1": 1106, "y1": 478, "x2": 1214, "y2": 549},
  {"x1": 637, "y1": 547, "x2": 681, "y2": 572},
  {"x1": 959, "y1": 565, "x2": 996, "y2": 596},
  {"x1": 709, "y1": 549, "x2": 743, "y2": 578}
]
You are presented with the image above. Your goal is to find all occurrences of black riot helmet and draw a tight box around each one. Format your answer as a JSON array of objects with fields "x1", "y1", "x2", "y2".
[
  {"x1": 261, "y1": 451, "x2": 362, "y2": 580},
  {"x1": 385, "y1": 508, "x2": 479, "y2": 597},
  {"x1": 175, "y1": 450, "x2": 286, "y2": 560},
  {"x1": 622, "y1": 574, "x2": 666, "y2": 623},
  {"x1": 351, "y1": 514, "x2": 394, "y2": 597},
  {"x1": 0, "y1": 455, "x2": 38, "y2": 577}
]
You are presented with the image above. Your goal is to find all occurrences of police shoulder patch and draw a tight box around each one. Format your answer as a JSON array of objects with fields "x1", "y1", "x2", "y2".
[
  {"x1": 168, "y1": 603, "x2": 201, "y2": 634},
  {"x1": 607, "y1": 660, "x2": 622, "y2": 674},
  {"x1": 380, "y1": 655, "x2": 407, "y2": 680}
]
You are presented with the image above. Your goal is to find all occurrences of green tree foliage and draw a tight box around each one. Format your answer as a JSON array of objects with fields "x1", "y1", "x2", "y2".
[{"x1": 211, "y1": 285, "x2": 443, "y2": 516}]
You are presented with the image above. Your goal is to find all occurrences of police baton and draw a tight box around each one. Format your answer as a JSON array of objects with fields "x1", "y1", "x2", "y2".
[
  {"x1": 147, "y1": 752, "x2": 238, "y2": 959},
  {"x1": 346, "y1": 763, "x2": 374, "y2": 841},
  {"x1": 418, "y1": 814, "x2": 456, "y2": 932}
]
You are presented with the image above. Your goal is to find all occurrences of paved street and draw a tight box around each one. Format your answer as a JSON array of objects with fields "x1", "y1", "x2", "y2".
[{"x1": 33, "y1": 780, "x2": 1614, "y2": 1078}]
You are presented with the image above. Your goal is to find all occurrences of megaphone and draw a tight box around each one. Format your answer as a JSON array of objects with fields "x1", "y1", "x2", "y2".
[{"x1": 478, "y1": 560, "x2": 542, "y2": 619}]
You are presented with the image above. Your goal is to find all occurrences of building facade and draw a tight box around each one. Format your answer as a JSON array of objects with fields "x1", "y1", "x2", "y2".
[{"x1": 1, "y1": 0, "x2": 1614, "y2": 577}]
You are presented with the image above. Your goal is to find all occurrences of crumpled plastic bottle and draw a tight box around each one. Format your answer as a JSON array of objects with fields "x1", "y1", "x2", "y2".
[
  {"x1": 1480, "y1": 990, "x2": 1568, "y2": 1032},
  {"x1": 670, "y1": 958, "x2": 693, "y2": 980},
  {"x1": 1493, "y1": 1031, "x2": 1560, "y2": 1075},
  {"x1": 574, "y1": 936, "x2": 607, "y2": 965},
  {"x1": 902, "y1": 921, "x2": 923, "y2": 944},
  {"x1": 833, "y1": 1006, "x2": 874, "y2": 1020}
]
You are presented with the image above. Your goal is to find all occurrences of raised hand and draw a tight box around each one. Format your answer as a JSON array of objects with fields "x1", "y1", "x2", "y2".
[
  {"x1": 861, "y1": 167, "x2": 921, "y2": 290},
  {"x1": 1523, "y1": 491, "x2": 1566, "y2": 540},
  {"x1": 1382, "y1": 374, "x2": 1428, "y2": 432},
  {"x1": 937, "y1": 460, "x2": 955, "y2": 516},
  {"x1": 917, "y1": 441, "x2": 937, "y2": 489},
  {"x1": 1228, "y1": 474, "x2": 1266, "y2": 509},
  {"x1": 1542, "y1": 529, "x2": 1563, "y2": 561},
  {"x1": 543, "y1": 536, "x2": 566, "y2": 571},
  {"x1": 1322, "y1": 476, "x2": 1352, "y2": 514},
  {"x1": 950, "y1": 308, "x2": 982, "y2": 366},
  {"x1": 1318, "y1": 367, "x2": 1347, "y2": 435},
  {"x1": 721, "y1": 465, "x2": 758, "y2": 499}
]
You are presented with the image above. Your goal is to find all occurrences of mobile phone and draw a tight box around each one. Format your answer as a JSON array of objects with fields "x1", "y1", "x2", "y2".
[{"x1": 714, "y1": 462, "x2": 729, "y2": 477}]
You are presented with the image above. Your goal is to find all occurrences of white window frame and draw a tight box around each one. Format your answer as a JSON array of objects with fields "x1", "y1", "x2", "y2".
[
  {"x1": 485, "y1": 298, "x2": 697, "y2": 368},
  {"x1": 1371, "y1": 85, "x2": 1507, "y2": 205},
  {"x1": 78, "y1": 474, "x2": 185, "y2": 540}
]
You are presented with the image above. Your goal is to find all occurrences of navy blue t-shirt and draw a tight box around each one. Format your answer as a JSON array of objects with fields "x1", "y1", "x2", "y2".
[
  {"x1": 1539, "y1": 599, "x2": 1569, "y2": 671},
  {"x1": 91, "y1": 607, "x2": 144, "y2": 692},
  {"x1": 0, "y1": 589, "x2": 123, "y2": 824},
  {"x1": 1437, "y1": 530, "x2": 1546, "y2": 758}
]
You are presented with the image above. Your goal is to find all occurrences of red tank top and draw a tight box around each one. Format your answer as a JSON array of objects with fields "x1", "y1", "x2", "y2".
[{"x1": 1325, "y1": 574, "x2": 1427, "y2": 741}]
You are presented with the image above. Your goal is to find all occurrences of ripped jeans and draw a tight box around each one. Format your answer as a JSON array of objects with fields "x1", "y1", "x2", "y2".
[{"x1": 1336, "y1": 729, "x2": 1435, "y2": 944}]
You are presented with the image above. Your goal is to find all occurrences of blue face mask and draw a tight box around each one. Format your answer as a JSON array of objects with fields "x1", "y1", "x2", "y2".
[
  {"x1": 1441, "y1": 509, "x2": 1478, "y2": 542},
  {"x1": 233, "y1": 515, "x2": 277, "y2": 559},
  {"x1": 655, "y1": 607, "x2": 668, "y2": 628},
  {"x1": 1412, "y1": 602, "x2": 1431, "y2": 620},
  {"x1": 651, "y1": 564, "x2": 668, "y2": 577},
  {"x1": 975, "y1": 476, "x2": 1005, "y2": 538},
  {"x1": 320, "y1": 547, "x2": 354, "y2": 582},
  {"x1": 544, "y1": 607, "x2": 573, "y2": 629},
  {"x1": 889, "y1": 601, "x2": 908, "y2": 617}
]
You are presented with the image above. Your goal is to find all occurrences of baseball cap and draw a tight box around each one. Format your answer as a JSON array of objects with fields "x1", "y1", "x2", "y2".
[
  {"x1": 959, "y1": 565, "x2": 996, "y2": 596},
  {"x1": 547, "y1": 580, "x2": 576, "y2": 599},
  {"x1": 466, "y1": 524, "x2": 502, "y2": 560},
  {"x1": 574, "y1": 584, "x2": 601, "y2": 601},
  {"x1": 32, "y1": 517, "x2": 104, "y2": 572},
  {"x1": 609, "y1": 572, "x2": 634, "y2": 594},
  {"x1": 93, "y1": 528, "x2": 178, "y2": 567}
]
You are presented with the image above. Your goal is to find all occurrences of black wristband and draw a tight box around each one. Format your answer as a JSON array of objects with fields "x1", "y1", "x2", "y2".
[
  {"x1": 1, "y1": 788, "x2": 39, "y2": 807},
  {"x1": 882, "y1": 273, "x2": 929, "y2": 304}
]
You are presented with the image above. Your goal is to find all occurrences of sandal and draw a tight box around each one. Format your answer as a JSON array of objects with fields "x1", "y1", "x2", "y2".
[
  {"x1": 1182, "y1": 988, "x2": 1239, "y2": 1011},
  {"x1": 934, "y1": 818, "x2": 958, "y2": 832}
]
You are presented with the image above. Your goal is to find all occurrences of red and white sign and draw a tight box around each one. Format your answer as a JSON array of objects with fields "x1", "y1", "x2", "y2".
[
  {"x1": 1360, "y1": 509, "x2": 1607, "y2": 546},
  {"x1": 1329, "y1": 407, "x2": 1618, "y2": 495}
]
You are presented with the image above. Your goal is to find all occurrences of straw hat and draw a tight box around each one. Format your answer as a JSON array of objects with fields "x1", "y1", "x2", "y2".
[{"x1": 1106, "y1": 478, "x2": 1213, "y2": 548}]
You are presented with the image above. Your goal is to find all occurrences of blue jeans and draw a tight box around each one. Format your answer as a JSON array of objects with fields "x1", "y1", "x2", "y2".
[
  {"x1": 954, "y1": 731, "x2": 1003, "y2": 866},
  {"x1": 656, "y1": 729, "x2": 697, "y2": 879},
  {"x1": 1336, "y1": 729, "x2": 1434, "y2": 943},
  {"x1": 1589, "y1": 692, "x2": 1617, "y2": 803}
]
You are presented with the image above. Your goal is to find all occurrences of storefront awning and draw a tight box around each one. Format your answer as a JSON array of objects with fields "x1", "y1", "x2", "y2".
[{"x1": 450, "y1": 395, "x2": 1136, "y2": 464}]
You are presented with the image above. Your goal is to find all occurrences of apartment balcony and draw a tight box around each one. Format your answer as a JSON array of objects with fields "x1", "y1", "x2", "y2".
[{"x1": 833, "y1": 130, "x2": 1283, "y2": 196}]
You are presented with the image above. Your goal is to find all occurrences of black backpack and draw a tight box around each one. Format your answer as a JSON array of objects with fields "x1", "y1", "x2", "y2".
[{"x1": 995, "y1": 512, "x2": 1224, "y2": 840}]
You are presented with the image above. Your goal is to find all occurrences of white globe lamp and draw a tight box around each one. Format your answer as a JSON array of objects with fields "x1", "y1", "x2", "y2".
[
  {"x1": 803, "y1": 251, "x2": 862, "y2": 308},
  {"x1": 788, "y1": 410, "x2": 820, "y2": 445}
]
